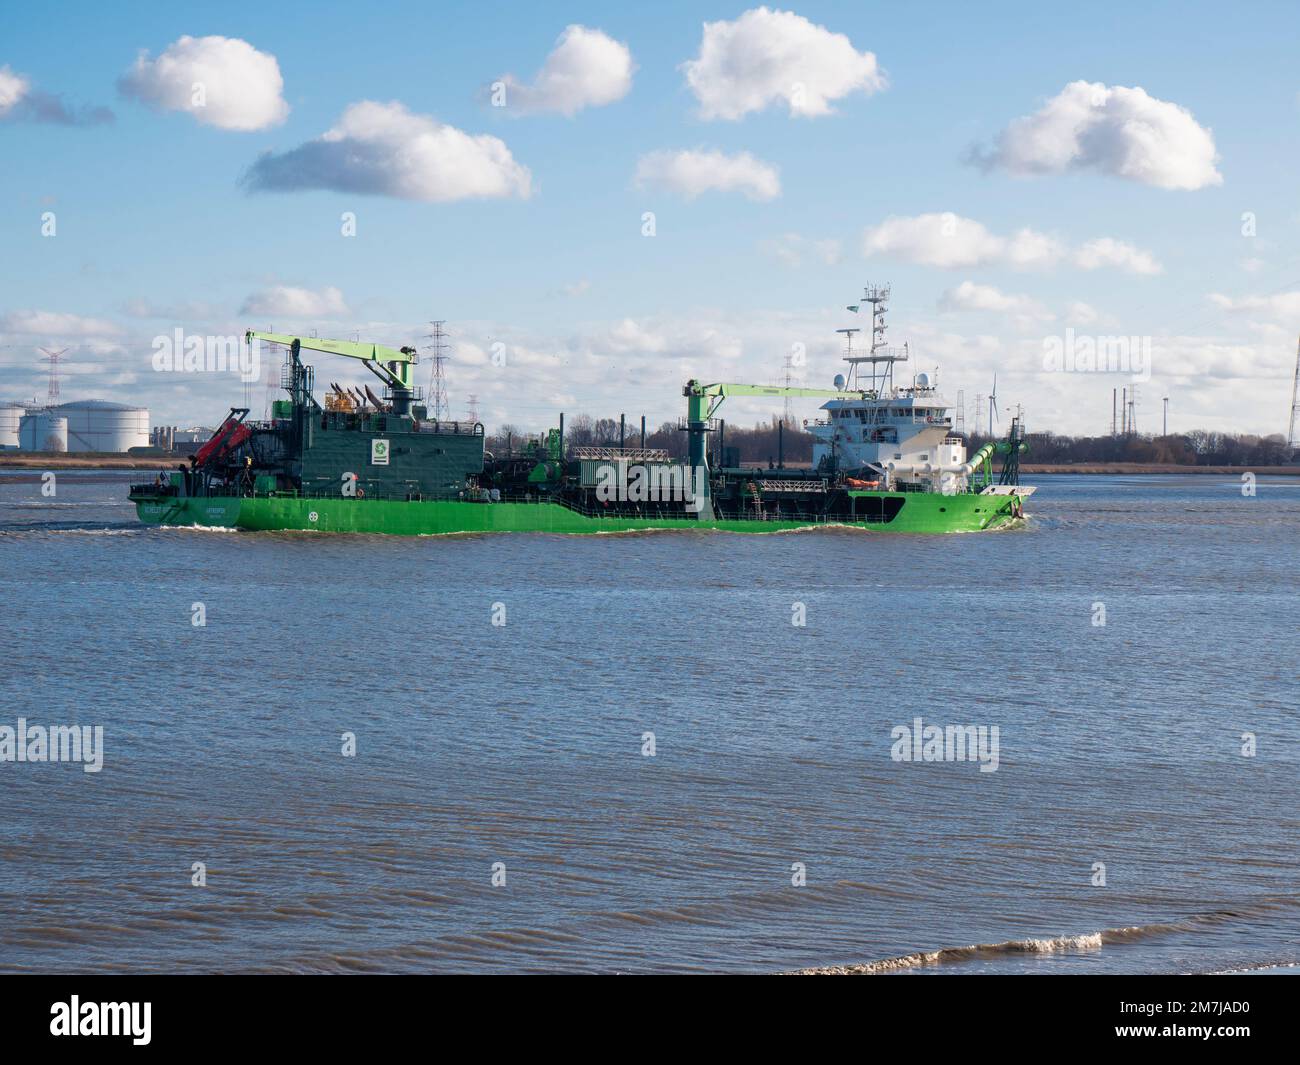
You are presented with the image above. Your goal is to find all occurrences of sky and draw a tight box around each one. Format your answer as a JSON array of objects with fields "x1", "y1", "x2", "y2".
[{"x1": 2, "y1": 0, "x2": 1299, "y2": 438}]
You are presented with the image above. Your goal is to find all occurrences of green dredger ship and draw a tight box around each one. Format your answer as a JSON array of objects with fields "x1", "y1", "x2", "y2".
[{"x1": 130, "y1": 291, "x2": 1034, "y2": 535}]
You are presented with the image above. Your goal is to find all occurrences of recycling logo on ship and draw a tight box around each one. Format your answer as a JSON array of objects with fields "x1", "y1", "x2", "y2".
[{"x1": 370, "y1": 439, "x2": 390, "y2": 466}]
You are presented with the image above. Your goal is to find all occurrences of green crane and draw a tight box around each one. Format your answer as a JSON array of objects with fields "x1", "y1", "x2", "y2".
[
  {"x1": 681, "y1": 379, "x2": 865, "y2": 473},
  {"x1": 680, "y1": 379, "x2": 869, "y2": 518},
  {"x1": 683, "y1": 379, "x2": 865, "y2": 423},
  {"x1": 244, "y1": 330, "x2": 419, "y2": 392}
]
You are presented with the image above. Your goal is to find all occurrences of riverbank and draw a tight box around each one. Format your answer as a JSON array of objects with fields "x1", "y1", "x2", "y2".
[
  {"x1": 1020, "y1": 463, "x2": 1300, "y2": 475},
  {"x1": 3, "y1": 452, "x2": 1298, "y2": 476},
  {"x1": 0, "y1": 452, "x2": 168, "y2": 469}
]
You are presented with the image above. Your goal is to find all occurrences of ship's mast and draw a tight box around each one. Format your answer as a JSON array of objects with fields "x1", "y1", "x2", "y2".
[{"x1": 841, "y1": 284, "x2": 908, "y2": 394}]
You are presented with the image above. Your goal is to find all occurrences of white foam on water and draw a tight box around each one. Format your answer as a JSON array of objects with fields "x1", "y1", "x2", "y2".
[
  {"x1": 29, "y1": 526, "x2": 144, "y2": 536},
  {"x1": 792, "y1": 929, "x2": 1109, "y2": 975}
]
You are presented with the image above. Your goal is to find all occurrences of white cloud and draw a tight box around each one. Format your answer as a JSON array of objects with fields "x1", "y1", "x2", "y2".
[
  {"x1": 245, "y1": 101, "x2": 532, "y2": 202},
  {"x1": 939, "y1": 281, "x2": 1053, "y2": 324},
  {"x1": 682, "y1": 6, "x2": 885, "y2": 120},
  {"x1": 905, "y1": 322, "x2": 1003, "y2": 365},
  {"x1": 493, "y1": 25, "x2": 633, "y2": 115},
  {"x1": 1073, "y1": 237, "x2": 1163, "y2": 275},
  {"x1": 970, "y1": 80, "x2": 1221, "y2": 190},
  {"x1": 1065, "y1": 301, "x2": 1101, "y2": 325},
  {"x1": 0, "y1": 65, "x2": 29, "y2": 115},
  {"x1": 240, "y1": 285, "x2": 349, "y2": 319},
  {"x1": 1001, "y1": 229, "x2": 1068, "y2": 270},
  {"x1": 0, "y1": 63, "x2": 112, "y2": 125},
  {"x1": 560, "y1": 280, "x2": 591, "y2": 297},
  {"x1": 1209, "y1": 289, "x2": 1300, "y2": 320},
  {"x1": 122, "y1": 297, "x2": 223, "y2": 320},
  {"x1": 761, "y1": 233, "x2": 841, "y2": 267},
  {"x1": 119, "y1": 35, "x2": 289, "y2": 131},
  {"x1": 862, "y1": 213, "x2": 1063, "y2": 270},
  {"x1": 0, "y1": 310, "x2": 122, "y2": 336},
  {"x1": 604, "y1": 318, "x2": 671, "y2": 354},
  {"x1": 9, "y1": 302, "x2": 1285, "y2": 436},
  {"x1": 862, "y1": 212, "x2": 1162, "y2": 275},
  {"x1": 634, "y1": 148, "x2": 780, "y2": 201},
  {"x1": 1152, "y1": 335, "x2": 1289, "y2": 380}
]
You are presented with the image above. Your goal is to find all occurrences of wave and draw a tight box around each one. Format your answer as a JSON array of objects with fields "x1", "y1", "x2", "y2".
[
  {"x1": 1210, "y1": 961, "x2": 1300, "y2": 975},
  {"x1": 0, "y1": 522, "x2": 143, "y2": 535},
  {"x1": 792, "y1": 931, "x2": 1106, "y2": 974},
  {"x1": 2, "y1": 501, "x2": 131, "y2": 509},
  {"x1": 790, "y1": 902, "x2": 1300, "y2": 975}
]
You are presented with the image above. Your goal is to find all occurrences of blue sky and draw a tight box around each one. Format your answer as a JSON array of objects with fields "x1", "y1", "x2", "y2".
[{"x1": 2, "y1": 1, "x2": 1299, "y2": 436}]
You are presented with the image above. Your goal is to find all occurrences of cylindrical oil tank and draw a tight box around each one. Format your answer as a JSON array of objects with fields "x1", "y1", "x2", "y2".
[
  {"x1": 52, "y1": 400, "x2": 149, "y2": 452},
  {"x1": 19, "y1": 413, "x2": 68, "y2": 452},
  {"x1": 0, "y1": 402, "x2": 24, "y2": 448}
]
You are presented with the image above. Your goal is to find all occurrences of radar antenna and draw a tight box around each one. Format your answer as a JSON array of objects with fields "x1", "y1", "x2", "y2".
[{"x1": 840, "y1": 284, "x2": 908, "y2": 393}]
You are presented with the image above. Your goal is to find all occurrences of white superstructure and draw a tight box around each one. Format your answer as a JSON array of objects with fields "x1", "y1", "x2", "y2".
[{"x1": 809, "y1": 286, "x2": 975, "y2": 492}]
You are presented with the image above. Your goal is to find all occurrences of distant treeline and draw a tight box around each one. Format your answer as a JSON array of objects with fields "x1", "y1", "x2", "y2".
[
  {"x1": 487, "y1": 416, "x2": 1295, "y2": 468},
  {"x1": 980, "y1": 429, "x2": 1294, "y2": 467}
]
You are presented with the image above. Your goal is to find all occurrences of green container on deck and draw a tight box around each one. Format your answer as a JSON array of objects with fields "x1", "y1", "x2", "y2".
[
  {"x1": 254, "y1": 474, "x2": 277, "y2": 495},
  {"x1": 271, "y1": 400, "x2": 293, "y2": 420}
]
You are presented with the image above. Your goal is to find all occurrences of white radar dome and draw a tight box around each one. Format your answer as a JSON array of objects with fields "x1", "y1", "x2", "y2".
[
  {"x1": 833, "y1": 373, "x2": 846, "y2": 390},
  {"x1": 915, "y1": 372, "x2": 931, "y2": 388}
]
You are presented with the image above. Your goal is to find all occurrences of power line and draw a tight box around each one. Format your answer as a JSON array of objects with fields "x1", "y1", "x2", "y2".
[
  {"x1": 425, "y1": 320, "x2": 450, "y2": 421},
  {"x1": 1288, "y1": 336, "x2": 1300, "y2": 450},
  {"x1": 781, "y1": 352, "x2": 797, "y2": 426},
  {"x1": 38, "y1": 347, "x2": 68, "y2": 404}
]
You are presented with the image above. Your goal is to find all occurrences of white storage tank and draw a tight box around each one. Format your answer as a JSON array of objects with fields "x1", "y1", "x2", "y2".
[
  {"x1": 51, "y1": 400, "x2": 149, "y2": 452},
  {"x1": 19, "y1": 413, "x2": 68, "y2": 452},
  {"x1": 0, "y1": 402, "x2": 24, "y2": 449}
]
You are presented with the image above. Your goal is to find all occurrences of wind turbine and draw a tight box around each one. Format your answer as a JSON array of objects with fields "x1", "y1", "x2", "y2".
[{"x1": 988, "y1": 373, "x2": 999, "y2": 436}]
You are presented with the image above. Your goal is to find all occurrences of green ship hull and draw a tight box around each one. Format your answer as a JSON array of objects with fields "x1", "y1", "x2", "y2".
[{"x1": 131, "y1": 489, "x2": 1023, "y2": 535}]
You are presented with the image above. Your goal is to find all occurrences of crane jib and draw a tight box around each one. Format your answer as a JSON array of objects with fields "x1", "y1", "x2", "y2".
[{"x1": 244, "y1": 330, "x2": 416, "y2": 390}]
